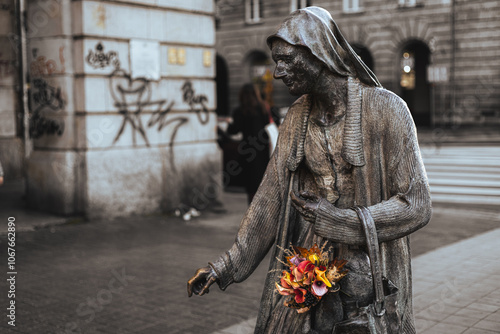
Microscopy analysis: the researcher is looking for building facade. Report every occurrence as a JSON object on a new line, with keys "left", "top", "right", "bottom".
{"left": 0, "top": 0, "right": 220, "bottom": 217}
{"left": 215, "top": 0, "right": 500, "bottom": 128}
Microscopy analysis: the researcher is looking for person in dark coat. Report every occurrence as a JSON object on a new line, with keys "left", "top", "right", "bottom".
{"left": 227, "top": 83, "right": 270, "bottom": 204}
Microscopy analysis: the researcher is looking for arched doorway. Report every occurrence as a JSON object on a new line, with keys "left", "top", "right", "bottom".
{"left": 399, "top": 40, "right": 431, "bottom": 127}
{"left": 351, "top": 44, "right": 375, "bottom": 73}
{"left": 216, "top": 55, "right": 229, "bottom": 116}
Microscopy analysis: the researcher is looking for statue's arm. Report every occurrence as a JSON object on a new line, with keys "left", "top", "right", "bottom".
{"left": 314, "top": 136, "right": 432, "bottom": 245}
{"left": 209, "top": 154, "right": 283, "bottom": 290}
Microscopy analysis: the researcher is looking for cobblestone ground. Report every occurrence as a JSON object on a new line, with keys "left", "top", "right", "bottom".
{"left": 0, "top": 192, "right": 499, "bottom": 334}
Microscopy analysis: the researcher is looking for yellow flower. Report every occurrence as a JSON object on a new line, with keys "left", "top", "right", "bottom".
{"left": 314, "top": 267, "right": 331, "bottom": 287}
{"left": 308, "top": 253, "right": 319, "bottom": 264}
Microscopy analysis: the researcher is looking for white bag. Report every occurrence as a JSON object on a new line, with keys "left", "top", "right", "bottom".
{"left": 265, "top": 121, "right": 279, "bottom": 157}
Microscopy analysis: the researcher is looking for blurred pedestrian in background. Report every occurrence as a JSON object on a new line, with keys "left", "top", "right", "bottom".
{"left": 226, "top": 83, "right": 271, "bottom": 204}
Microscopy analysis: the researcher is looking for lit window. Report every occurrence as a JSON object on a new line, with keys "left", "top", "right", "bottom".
{"left": 343, "top": 0, "right": 362, "bottom": 13}
{"left": 399, "top": 0, "right": 417, "bottom": 7}
{"left": 246, "top": 0, "right": 262, "bottom": 24}
{"left": 400, "top": 51, "right": 415, "bottom": 89}
{"left": 290, "top": 0, "right": 311, "bottom": 12}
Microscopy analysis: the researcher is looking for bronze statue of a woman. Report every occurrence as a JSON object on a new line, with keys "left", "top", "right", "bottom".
{"left": 188, "top": 7, "right": 431, "bottom": 334}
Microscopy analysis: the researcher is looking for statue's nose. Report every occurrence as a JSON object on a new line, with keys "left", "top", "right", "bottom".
{"left": 273, "top": 65, "right": 285, "bottom": 79}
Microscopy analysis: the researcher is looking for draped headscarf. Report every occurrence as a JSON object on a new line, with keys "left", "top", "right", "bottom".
{"left": 267, "top": 6, "right": 381, "bottom": 88}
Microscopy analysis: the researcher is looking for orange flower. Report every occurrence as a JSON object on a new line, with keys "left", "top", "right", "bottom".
{"left": 314, "top": 267, "right": 332, "bottom": 288}
{"left": 282, "top": 271, "right": 293, "bottom": 285}
{"left": 302, "top": 271, "right": 315, "bottom": 285}
{"left": 275, "top": 282, "right": 294, "bottom": 296}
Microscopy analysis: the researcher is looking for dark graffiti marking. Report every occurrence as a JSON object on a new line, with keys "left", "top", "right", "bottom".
{"left": 32, "top": 78, "right": 65, "bottom": 112}
{"left": 109, "top": 69, "right": 210, "bottom": 170}
{"left": 86, "top": 42, "right": 121, "bottom": 69}
{"left": 29, "top": 78, "right": 66, "bottom": 139}
{"left": 29, "top": 112, "right": 65, "bottom": 139}
{"left": 182, "top": 81, "right": 209, "bottom": 125}
{"left": 109, "top": 69, "right": 164, "bottom": 146}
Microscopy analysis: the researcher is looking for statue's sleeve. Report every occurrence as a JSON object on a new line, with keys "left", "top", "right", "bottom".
{"left": 209, "top": 152, "right": 283, "bottom": 290}
{"left": 314, "top": 104, "right": 432, "bottom": 245}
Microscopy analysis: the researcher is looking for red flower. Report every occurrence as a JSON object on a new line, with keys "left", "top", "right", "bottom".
{"left": 294, "top": 288, "right": 307, "bottom": 304}
{"left": 297, "top": 260, "right": 315, "bottom": 273}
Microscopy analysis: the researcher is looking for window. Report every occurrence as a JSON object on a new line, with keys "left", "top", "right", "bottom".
{"left": 290, "top": 0, "right": 311, "bottom": 12}
{"left": 343, "top": 0, "right": 362, "bottom": 13}
{"left": 399, "top": 0, "right": 417, "bottom": 7}
{"left": 245, "top": 0, "right": 262, "bottom": 24}
{"left": 400, "top": 51, "right": 415, "bottom": 89}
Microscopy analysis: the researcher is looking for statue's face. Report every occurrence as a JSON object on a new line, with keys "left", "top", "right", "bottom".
{"left": 271, "top": 39, "right": 323, "bottom": 96}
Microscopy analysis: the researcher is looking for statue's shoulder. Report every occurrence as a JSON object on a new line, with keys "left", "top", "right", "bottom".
{"left": 275, "top": 95, "right": 310, "bottom": 160}
{"left": 281, "top": 94, "right": 311, "bottom": 127}
{"left": 362, "top": 85, "right": 411, "bottom": 119}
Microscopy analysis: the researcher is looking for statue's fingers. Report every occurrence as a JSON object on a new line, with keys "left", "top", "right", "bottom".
{"left": 290, "top": 190, "right": 305, "bottom": 206}
{"left": 200, "top": 276, "right": 217, "bottom": 296}
{"left": 300, "top": 190, "right": 320, "bottom": 201}
{"left": 187, "top": 276, "right": 198, "bottom": 297}
{"left": 290, "top": 195, "right": 304, "bottom": 213}
{"left": 299, "top": 190, "right": 311, "bottom": 198}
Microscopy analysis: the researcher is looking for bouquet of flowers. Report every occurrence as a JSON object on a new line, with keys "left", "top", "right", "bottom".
{"left": 275, "top": 243, "right": 348, "bottom": 313}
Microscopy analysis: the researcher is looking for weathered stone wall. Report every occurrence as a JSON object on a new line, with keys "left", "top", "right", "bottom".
{"left": 216, "top": 0, "right": 500, "bottom": 125}
{"left": 25, "top": 0, "right": 220, "bottom": 217}
{"left": 0, "top": 0, "right": 23, "bottom": 180}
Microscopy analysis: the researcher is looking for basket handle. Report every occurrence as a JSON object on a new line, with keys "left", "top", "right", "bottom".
{"left": 352, "top": 206, "right": 386, "bottom": 316}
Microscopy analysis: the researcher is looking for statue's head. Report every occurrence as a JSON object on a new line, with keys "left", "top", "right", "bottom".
{"left": 270, "top": 38, "right": 324, "bottom": 96}
{"left": 267, "top": 6, "right": 381, "bottom": 92}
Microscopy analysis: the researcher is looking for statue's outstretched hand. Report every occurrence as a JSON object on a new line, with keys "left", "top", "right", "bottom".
{"left": 290, "top": 190, "right": 321, "bottom": 223}
{"left": 187, "top": 266, "right": 219, "bottom": 297}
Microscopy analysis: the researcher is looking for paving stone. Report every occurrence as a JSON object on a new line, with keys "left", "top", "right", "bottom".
{"left": 484, "top": 310, "right": 500, "bottom": 323}
{"left": 443, "top": 314, "right": 481, "bottom": 328}
{"left": 474, "top": 319, "right": 500, "bottom": 332}
{"left": 414, "top": 318, "right": 438, "bottom": 332}
{"left": 463, "top": 328, "right": 498, "bottom": 334}
{"left": 422, "top": 322, "right": 468, "bottom": 334}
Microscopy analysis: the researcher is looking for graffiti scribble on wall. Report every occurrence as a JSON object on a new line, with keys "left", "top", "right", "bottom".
{"left": 30, "top": 47, "right": 66, "bottom": 76}
{"left": 32, "top": 78, "right": 66, "bottom": 112}
{"left": 0, "top": 53, "right": 17, "bottom": 78}
{"left": 109, "top": 69, "right": 163, "bottom": 146}
{"left": 86, "top": 42, "right": 121, "bottom": 69}
{"left": 30, "top": 112, "right": 65, "bottom": 139}
{"left": 29, "top": 78, "right": 65, "bottom": 138}
{"left": 109, "top": 69, "right": 210, "bottom": 170}
{"left": 182, "top": 81, "right": 209, "bottom": 125}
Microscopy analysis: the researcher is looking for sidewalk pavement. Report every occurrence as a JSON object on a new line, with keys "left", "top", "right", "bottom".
{"left": 1, "top": 185, "right": 499, "bottom": 333}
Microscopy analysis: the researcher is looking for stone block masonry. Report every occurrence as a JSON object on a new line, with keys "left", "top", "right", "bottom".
{"left": 24, "top": 0, "right": 220, "bottom": 217}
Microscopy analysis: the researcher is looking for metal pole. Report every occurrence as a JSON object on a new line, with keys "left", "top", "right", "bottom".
{"left": 450, "top": 0, "right": 456, "bottom": 123}
{"left": 15, "top": 0, "right": 31, "bottom": 159}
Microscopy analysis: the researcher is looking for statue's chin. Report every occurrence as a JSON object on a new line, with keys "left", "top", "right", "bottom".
{"left": 287, "top": 87, "right": 302, "bottom": 96}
